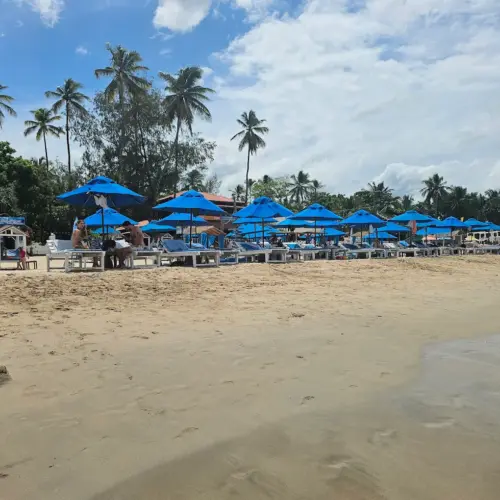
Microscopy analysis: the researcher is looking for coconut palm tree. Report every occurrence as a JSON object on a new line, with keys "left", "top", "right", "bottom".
{"left": 400, "top": 194, "right": 414, "bottom": 211}
{"left": 289, "top": 170, "right": 313, "bottom": 206}
{"left": 45, "top": 79, "right": 89, "bottom": 177}
{"left": 231, "top": 184, "right": 244, "bottom": 212}
{"left": 24, "top": 108, "right": 64, "bottom": 170}
{"left": 446, "top": 186, "right": 468, "bottom": 217}
{"left": 95, "top": 44, "right": 150, "bottom": 105}
{"left": 0, "top": 84, "right": 16, "bottom": 129}
{"left": 231, "top": 110, "right": 269, "bottom": 204}
{"left": 159, "top": 66, "right": 214, "bottom": 197}
{"left": 183, "top": 168, "right": 205, "bottom": 191}
{"left": 421, "top": 174, "right": 450, "bottom": 216}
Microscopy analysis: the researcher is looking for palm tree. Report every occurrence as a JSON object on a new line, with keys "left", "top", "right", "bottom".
{"left": 421, "top": 174, "right": 450, "bottom": 216}
{"left": 289, "top": 170, "right": 312, "bottom": 205}
{"left": 24, "top": 108, "right": 64, "bottom": 169}
{"left": 0, "top": 84, "right": 16, "bottom": 129}
{"left": 95, "top": 44, "right": 150, "bottom": 105}
{"left": 401, "top": 194, "right": 414, "bottom": 211}
{"left": 159, "top": 66, "right": 214, "bottom": 197}
{"left": 45, "top": 78, "right": 89, "bottom": 177}
{"left": 183, "top": 168, "right": 205, "bottom": 191}
{"left": 231, "top": 110, "right": 269, "bottom": 204}
{"left": 446, "top": 186, "right": 468, "bottom": 217}
{"left": 231, "top": 184, "right": 244, "bottom": 212}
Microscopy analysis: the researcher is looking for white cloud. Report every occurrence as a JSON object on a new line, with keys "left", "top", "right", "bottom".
{"left": 153, "top": 0, "right": 276, "bottom": 31}
{"left": 75, "top": 45, "right": 89, "bottom": 56}
{"left": 154, "top": 0, "right": 212, "bottom": 32}
{"left": 159, "top": 47, "right": 172, "bottom": 56}
{"left": 19, "top": 0, "right": 65, "bottom": 26}
{"left": 199, "top": 0, "right": 500, "bottom": 195}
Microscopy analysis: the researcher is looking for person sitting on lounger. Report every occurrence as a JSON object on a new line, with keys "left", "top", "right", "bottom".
{"left": 123, "top": 221, "right": 144, "bottom": 248}
{"left": 72, "top": 219, "right": 89, "bottom": 249}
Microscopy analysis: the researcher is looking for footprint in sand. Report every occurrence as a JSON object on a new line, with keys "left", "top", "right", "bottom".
{"left": 369, "top": 429, "right": 397, "bottom": 446}
{"left": 423, "top": 418, "right": 455, "bottom": 429}
{"left": 174, "top": 426, "right": 199, "bottom": 439}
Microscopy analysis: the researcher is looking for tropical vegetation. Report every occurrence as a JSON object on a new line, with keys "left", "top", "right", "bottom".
{"left": 0, "top": 44, "right": 498, "bottom": 243}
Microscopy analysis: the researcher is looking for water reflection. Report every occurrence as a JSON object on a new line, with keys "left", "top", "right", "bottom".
{"left": 93, "top": 336, "right": 500, "bottom": 500}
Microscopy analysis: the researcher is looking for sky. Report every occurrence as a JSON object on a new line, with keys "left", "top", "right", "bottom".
{"left": 1, "top": 0, "right": 500, "bottom": 197}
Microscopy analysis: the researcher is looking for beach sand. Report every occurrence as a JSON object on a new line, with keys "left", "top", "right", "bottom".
{"left": 1, "top": 256, "right": 500, "bottom": 499}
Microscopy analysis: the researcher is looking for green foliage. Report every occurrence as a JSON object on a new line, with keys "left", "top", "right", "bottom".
{"left": 231, "top": 110, "right": 269, "bottom": 204}
{"left": 0, "top": 84, "right": 17, "bottom": 128}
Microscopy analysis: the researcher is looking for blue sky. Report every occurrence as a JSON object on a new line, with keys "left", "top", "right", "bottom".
{"left": 2, "top": 0, "right": 500, "bottom": 196}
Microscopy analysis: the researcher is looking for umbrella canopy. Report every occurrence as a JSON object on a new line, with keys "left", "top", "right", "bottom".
{"left": 318, "top": 220, "right": 343, "bottom": 227}
{"left": 153, "top": 190, "right": 225, "bottom": 216}
{"left": 289, "top": 203, "right": 341, "bottom": 221}
{"left": 84, "top": 208, "right": 136, "bottom": 228}
{"left": 464, "top": 218, "right": 489, "bottom": 227}
{"left": 434, "top": 216, "right": 468, "bottom": 229}
{"left": 363, "top": 231, "right": 396, "bottom": 240}
{"left": 233, "top": 197, "right": 293, "bottom": 219}
{"left": 341, "top": 210, "right": 385, "bottom": 227}
{"left": 141, "top": 221, "right": 176, "bottom": 233}
{"left": 156, "top": 213, "right": 210, "bottom": 227}
{"left": 275, "top": 218, "right": 314, "bottom": 228}
{"left": 470, "top": 222, "right": 500, "bottom": 232}
{"left": 233, "top": 216, "right": 277, "bottom": 224}
{"left": 390, "top": 210, "right": 432, "bottom": 223}
{"left": 377, "top": 222, "right": 411, "bottom": 233}
{"left": 238, "top": 224, "right": 281, "bottom": 235}
{"left": 416, "top": 227, "right": 452, "bottom": 236}
{"left": 57, "top": 176, "right": 146, "bottom": 208}
{"left": 324, "top": 228, "right": 345, "bottom": 237}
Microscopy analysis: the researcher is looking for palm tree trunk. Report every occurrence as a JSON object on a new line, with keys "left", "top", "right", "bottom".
{"left": 43, "top": 132, "right": 49, "bottom": 170}
{"left": 173, "top": 115, "right": 181, "bottom": 198}
{"left": 245, "top": 145, "right": 251, "bottom": 204}
{"left": 66, "top": 102, "right": 71, "bottom": 179}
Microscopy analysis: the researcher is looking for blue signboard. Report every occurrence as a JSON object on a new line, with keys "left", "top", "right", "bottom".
{"left": 0, "top": 216, "right": 25, "bottom": 226}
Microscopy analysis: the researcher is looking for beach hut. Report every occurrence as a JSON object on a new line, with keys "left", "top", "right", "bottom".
{"left": 0, "top": 225, "right": 28, "bottom": 265}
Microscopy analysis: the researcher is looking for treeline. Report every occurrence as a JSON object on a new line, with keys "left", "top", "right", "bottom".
{"left": 239, "top": 172, "right": 500, "bottom": 223}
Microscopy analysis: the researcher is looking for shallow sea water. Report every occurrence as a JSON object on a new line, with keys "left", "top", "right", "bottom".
{"left": 93, "top": 335, "right": 500, "bottom": 500}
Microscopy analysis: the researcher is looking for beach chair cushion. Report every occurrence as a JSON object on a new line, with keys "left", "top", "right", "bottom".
{"left": 163, "top": 240, "right": 195, "bottom": 253}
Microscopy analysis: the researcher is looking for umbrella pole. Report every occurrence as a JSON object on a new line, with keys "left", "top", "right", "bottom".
{"left": 101, "top": 209, "right": 105, "bottom": 243}
{"left": 262, "top": 218, "right": 265, "bottom": 247}
{"left": 189, "top": 209, "right": 193, "bottom": 248}
{"left": 314, "top": 220, "right": 317, "bottom": 246}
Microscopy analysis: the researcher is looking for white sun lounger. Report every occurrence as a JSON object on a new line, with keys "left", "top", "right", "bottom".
{"left": 46, "top": 239, "right": 105, "bottom": 272}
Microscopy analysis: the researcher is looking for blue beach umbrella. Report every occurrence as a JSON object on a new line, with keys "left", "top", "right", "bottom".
{"left": 275, "top": 218, "right": 314, "bottom": 229}
{"left": 341, "top": 209, "right": 385, "bottom": 243}
{"left": 84, "top": 208, "right": 137, "bottom": 228}
{"left": 233, "top": 197, "right": 293, "bottom": 244}
{"left": 234, "top": 217, "right": 277, "bottom": 224}
{"left": 390, "top": 210, "right": 432, "bottom": 223}
{"left": 434, "top": 216, "right": 468, "bottom": 229}
{"left": 324, "top": 228, "right": 345, "bottom": 237}
{"left": 363, "top": 231, "right": 396, "bottom": 240}
{"left": 141, "top": 221, "right": 176, "bottom": 233}
{"left": 57, "top": 176, "right": 145, "bottom": 239}
{"left": 464, "top": 218, "right": 489, "bottom": 228}
{"left": 156, "top": 213, "right": 210, "bottom": 227}
{"left": 416, "top": 227, "right": 451, "bottom": 236}
{"left": 377, "top": 222, "right": 411, "bottom": 233}
{"left": 290, "top": 203, "right": 342, "bottom": 239}
{"left": 153, "top": 190, "right": 225, "bottom": 247}
{"left": 342, "top": 209, "right": 385, "bottom": 227}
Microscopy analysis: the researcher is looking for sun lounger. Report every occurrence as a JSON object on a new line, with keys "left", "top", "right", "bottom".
{"left": 46, "top": 239, "right": 105, "bottom": 272}
{"left": 129, "top": 249, "right": 162, "bottom": 269}
{"left": 340, "top": 243, "right": 376, "bottom": 259}
{"left": 284, "top": 243, "right": 319, "bottom": 262}
{"left": 235, "top": 242, "right": 272, "bottom": 263}
{"left": 161, "top": 240, "right": 220, "bottom": 267}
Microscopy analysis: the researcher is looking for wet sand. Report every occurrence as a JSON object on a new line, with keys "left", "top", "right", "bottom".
{"left": 1, "top": 257, "right": 500, "bottom": 499}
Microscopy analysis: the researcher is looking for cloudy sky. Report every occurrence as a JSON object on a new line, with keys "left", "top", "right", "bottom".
{"left": 1, "top": 0, "right": 500, "bottom": 196}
